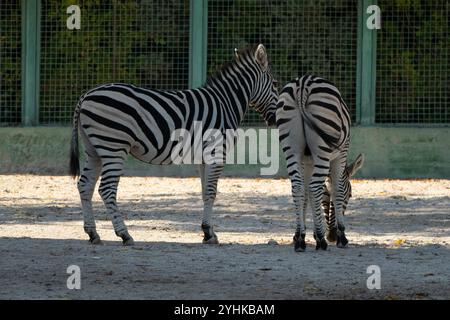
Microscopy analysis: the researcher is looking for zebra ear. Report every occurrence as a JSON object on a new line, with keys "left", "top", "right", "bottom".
{"left": 347, "top": 153, "right": 365, "bottom": 177}
{"left": 234, "top": 48, "right": 239, "bottom": 58}
{"left": 255, "top": 44, "right": 269, "bottom": 71}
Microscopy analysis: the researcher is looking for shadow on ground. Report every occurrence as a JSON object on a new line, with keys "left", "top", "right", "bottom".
{"left": 0, "top": 237, "right": 449, "bottom": 300}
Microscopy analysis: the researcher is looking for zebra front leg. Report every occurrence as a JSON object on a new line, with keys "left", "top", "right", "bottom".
{"left": 323, "top": 177, "right": 337, "bottom": 242}
{"left": 78, "top": 152, "right": 102, "bottom": 244}
{"left": 200, "top": 163, "right": 224, "bottom": 244}
{"left": 98, "top": 158, "right": 134, "bottom": 246}
{"left": 324, "top": 201, "right": 337, "bottom": 242}
{"left": 333, "top": 198, "right": 348, "bottom": 248}
{"left": 330, "top": 159, "right": 348, "bottom": 248}
{"left": 334, "top": 203, "right": 348, "bottom": 248}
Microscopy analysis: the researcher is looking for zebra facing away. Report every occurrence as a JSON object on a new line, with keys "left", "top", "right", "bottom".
{"left": 276, "top": 75, "right": 364, "bottom": 251}
{"left": 69, "top": 44, "right": 278, "bottom": 246}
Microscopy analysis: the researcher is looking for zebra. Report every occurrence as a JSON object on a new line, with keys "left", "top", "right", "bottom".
{"left": 321, "top": 157, "right": 363, "bottom": 243}
{"left": 69, "top": 44, "right": 278, "bottom": 246}
{"left": 276, "top": 74, "right": 364, "bottom": 251}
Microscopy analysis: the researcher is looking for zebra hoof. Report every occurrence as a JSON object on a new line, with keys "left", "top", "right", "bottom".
{"left": 85, "top": 229, "right": 102, "bottom": 245}
{"left": 201, "top": 224, "right": 219, "bottom": 244}
{"left": 122, "top": 237, "right": 135, "bottom": 246}
{"left": 326, "top": 228, "right": 338, "bottom": 242}
{"left": 315, "top": 238, "right": 328, "bottom": 251}
{"left": 119, "top": 233, "right": 135, "bottom": 246}
{"left": 294, "top": 239, "right": 306, "bottom": 252}
{"left": 293, "top": 232, "right": 306, "bottom": 252}
{"left": 89, "top": 236, "right": 103, "bottom": 245}
{"left": 336, "top": 234, "right": 349, "bottom": 248}
{"left": 202, "top": 234, "right": 219, "bottom": 245}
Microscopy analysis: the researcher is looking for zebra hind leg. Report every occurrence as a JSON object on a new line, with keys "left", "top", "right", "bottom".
{"left": 292, "top": 160, "right": 308, "bottom": 252}
{"left": 98, "top": 155, "right": 134, "bottom": 246}
{"left": 293, "top": 192, "right": 308, "bottom": 252}
{"left": 292, "top": 186, "right": 307, "bottom": 252}
{"left": 78, "top": 151, "right": 102, "bottom": 244}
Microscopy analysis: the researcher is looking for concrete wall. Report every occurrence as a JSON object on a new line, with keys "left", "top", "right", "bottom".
{"left": 0, "top": 127, "right": 449, "bottom": 178}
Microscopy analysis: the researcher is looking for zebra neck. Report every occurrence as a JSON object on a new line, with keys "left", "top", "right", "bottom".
{"left": 205, "top": 71, "right": 254, "bottom": 128}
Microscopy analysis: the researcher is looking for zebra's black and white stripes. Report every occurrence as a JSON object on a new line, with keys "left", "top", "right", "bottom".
{"left": 69, "top": 44, "right": 278, "bottom": 245}
{"left": 322, "top": 157, "right": 364, "bottom": 242}
{"left": 276, "top": 75, "right": 363, "bottom": 251}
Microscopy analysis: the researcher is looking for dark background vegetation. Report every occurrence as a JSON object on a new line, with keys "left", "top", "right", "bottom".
{"left": 0, "top": 0, "right": 448, "bottom": 125}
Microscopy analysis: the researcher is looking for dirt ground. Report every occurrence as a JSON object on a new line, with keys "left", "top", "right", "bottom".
{"left": 0, "top": 175, "right": 449, "bottom": 300}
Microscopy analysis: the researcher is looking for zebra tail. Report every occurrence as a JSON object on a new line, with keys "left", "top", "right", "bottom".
{"left": 298, "top": 98, "right": 341, "bottom": 150}
{"left": 69, "top": 98, "right": 82, "bottom": 178}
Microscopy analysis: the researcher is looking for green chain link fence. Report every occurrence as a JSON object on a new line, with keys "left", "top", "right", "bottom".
{"left": 376, "top": 0, "right": 450, "bottom": 124}
{"left": 208, "top": 0, "right": 358, "bottom": 126}
{"left": 0, "top": 0, "right": 449, "bottom": 126}
{"left": 40, "top": 0, "right": 190, "bottom": 124}
{"left": 0, "top": 1, "right": 22, "bottom": 126}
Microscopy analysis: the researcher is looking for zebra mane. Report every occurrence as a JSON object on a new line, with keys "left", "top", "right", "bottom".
{"left": 205, "top": 44, "right": 260, "bottom": 87}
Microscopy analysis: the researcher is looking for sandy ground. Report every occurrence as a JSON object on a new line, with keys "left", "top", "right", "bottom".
{"left": 0, "top": 175, "right": 449, "bottom": 300}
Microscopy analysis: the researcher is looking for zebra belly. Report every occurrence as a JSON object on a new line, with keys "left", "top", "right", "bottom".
{"left": 130, "top": 145, "right": 174, "bottom": 165}
{"left": 79, "top": 97, "right": 183, "bottom": 165}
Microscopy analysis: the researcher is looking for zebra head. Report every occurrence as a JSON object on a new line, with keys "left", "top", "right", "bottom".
{"left": 238, "top": 44, "right": 278, "bottom": 126}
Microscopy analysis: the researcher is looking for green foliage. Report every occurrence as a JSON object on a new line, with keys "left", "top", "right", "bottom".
{"left": 39, "top": 0, "right": 190, "bottom": 123}
{"left": 376, "top": 0, "right": 450, "bottom": 123}
{"left": 207, "top": 0, "right": 358, "bottom": 125}
{"left": 0, "top": 0, "right": 22, "bottom": 125}
{"left": 0, "top": 0, "right": 448, "bottom": 125}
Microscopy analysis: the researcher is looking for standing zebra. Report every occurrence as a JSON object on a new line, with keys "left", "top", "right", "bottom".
{"left": 69, "top": 44, "right": 278, "bottom": 246}
{"left": 276, "top": 75, "right": 364, "bottom": 251}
